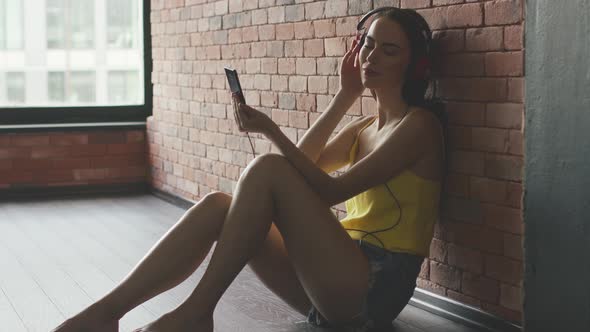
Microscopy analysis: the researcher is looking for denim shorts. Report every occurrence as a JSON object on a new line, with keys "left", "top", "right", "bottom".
{"left": 306, "top": 240, "right": 424, "bottom": 331}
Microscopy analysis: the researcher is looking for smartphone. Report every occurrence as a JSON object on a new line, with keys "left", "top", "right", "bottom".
{"left": 224, "top": 67, "right": 245, "bottom": 104}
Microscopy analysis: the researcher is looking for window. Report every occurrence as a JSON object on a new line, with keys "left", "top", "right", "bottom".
{"left": 0, "top": 0, "right": 150, "bottom": 126}
{"left": 109, "top": 71, "right": 139, "bottom": 104}
{"left": 0, "top": 0, "right": 24, "bottom": 49}
{"left": 5, "top": 72, "right": 25, "bottom": 104}
{"left": 49, "top": 71, "right": 96, "bottom": 104}
{"left": 107, "top": 0, "right": 138, "bottom": 48}
{"left": 47, "top": 0, "right": 94, "bottom": 49}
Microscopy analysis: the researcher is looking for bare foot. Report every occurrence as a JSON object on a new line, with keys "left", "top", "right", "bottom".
{"left": 50, "top": 304, "right": 119, "bottom": 332}
{"left": 132, "top": 311, "right": 213, "bottom": 332}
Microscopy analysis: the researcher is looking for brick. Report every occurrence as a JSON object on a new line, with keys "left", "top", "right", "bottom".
{"left": 258, "top": 25, "right": 275, "bottom": 40}
{"left": 304, "top": 39, "right": 324, "bottom": 57}
{"left": 485, "top": 254, "right": 523, "bottom": 286}
{"left": 416, "top": 278, "right": 447, "bottom": 296}
{"left": 507, "top": 130, "right": 522, "bottom": 156}
{"left": 444, "top": 222, "right": 504, "bottom": 254}
{"left": 450, "top": 150, "right": 485, "bottom": 176}
{"left": 485, "top": 154, "right": 523, "bottom": 181}
{"left": 296, "top": 93, "right": 317, "bottom": 112}
{"left": 444, "top": 196, "right": 483, "bottom": 224}
{"left": 448, "top": 244, "right": 484, "bottom": 274}
{"left": 278, "top": 58, "right": 296, "bottom": 74}
{"left": 335, "top": 17, "right": 357, "bottom": 36}
{"left": 308, "top": 76, "right": 328, "bottom": 93}
{"left": 429, "top": 238, "right": 448, "bottom": 263}
{"left": 289, "top": 76, "right": 307, "bottom": 92}
{"left": 305, "top": 1, "right": 325, "bottom": 21}
{"left": 446, "top": 102, "right": 485, "bottom": 126}
{"left": 470, "top": 176, "right": 507, "bottom": 205}
{"left": 432, "top": 29, "right": 465, "bottom": 53}
{"left": 485, "top": 0, "right": 522, "bottom": 25}
{"left": 504, "top": 25, "right": 523, "bottom": 50}
{"left": 276, "top": 23, "right": 295, "bottom": 40}
{"left": 402, "top": 0, "right": 430, "bottom": 9}
{"left": 506, "top": 182, "right": 523, "bottom": 209}
{"left": 419, "top": 259, "right": 430, "bottom": 279}
{"left": 430, "top": 261, "right": 461, "bottom": 291}
{"left": 268, "top": 6, "right": 285, "bottom": 24}
{"left": 296, "top": 58, "right": 316, "bottom": 75}
{"left": 348, "top": 0, "right": 371, "bottom": 15}
{"left": 418, "top": 3, "right": 483, "bottom": 29}
{"left": 325, "top": 0, "right": 348, "bottom": 18}
{"left": 267, "top": 41, "right": 284, "bottom": 57}
{"left": 289, "top": 111, "right": 309, "bottom": 129}
{"left": 485, "top": 51, "right": 523, "bottom": 77}
{"left": 471, "top": 127, "right": 509, "bottom": 153}
{"left": 446, "top": 290, "right": 481, "bottom": 308}
{"left": 313, "top": 19, "right": 336, "bottom": 38}
{"left": 439, "top": 53, "right": 485, "bottom": 77}
{"left": 466, "top": 27, "right": 503, "bottom": 51}
{"left": 437, "top": 78, "right": 507, "bottom": 102}
{"left": 261, "top": 58, "right": 278, "bottom": 74}
{"left": 88, "top": 132, "right": 126, "bottom": 144}
{"left": 317, "top": 57, "right": 338, "bottom": 75}
{"left": 107, "top": 143, "right": 145, "bottom": 155}
{"left": 324, "top": 37, "right": 347, "bottom": 56}
{"left": 271, "top": 75, "right": 288, "bottom": 91}
{"left": 503, "top": 233, "right": 523, "bottom": 261}
{"left": 462, "top": 272, "right": 499, "bottom": 303}
{"left": 11, "top": 135, "right": 50, "bottom": 146}
{"left": 285, "top": 40, "right": 303, "bottom": 57}
{"left": 260, "top": 92, "right": 278, "bottom": 107}
{"left": 285, "top": 4, "right": 305, "bottom": 22}
{"left": 507, "top": 77, "right": 524, "bottom": 102}
{"left": 278, "top": 93, "right": 296, "bottom": 110}
{"left": 294, "top": 21, "right": 314, "bottom": 39}
{"left": 482, "top": 203, "right": 523, "bottom": 235}
{"left": 486, "top": 103, "right": 523, "bottom": 129}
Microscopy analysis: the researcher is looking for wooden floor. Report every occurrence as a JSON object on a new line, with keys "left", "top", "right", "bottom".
{"left": 0, "top": 193, "right": 487, "bottom": 332}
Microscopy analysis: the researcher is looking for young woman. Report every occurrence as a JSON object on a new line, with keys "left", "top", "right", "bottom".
{"left": 52, "top": 7, "right": 446, "bottom": 332}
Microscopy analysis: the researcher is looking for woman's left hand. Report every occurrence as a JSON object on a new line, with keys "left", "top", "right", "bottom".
{"left": 231, "top": 92, "right": 275, "bottom": 136}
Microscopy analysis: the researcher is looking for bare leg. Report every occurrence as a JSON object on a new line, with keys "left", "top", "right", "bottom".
{"left": 50, "top": 193, "right": 228, "bottom": 332}
{"left": 133, "top": 157, "right": 281, "bottom": 331}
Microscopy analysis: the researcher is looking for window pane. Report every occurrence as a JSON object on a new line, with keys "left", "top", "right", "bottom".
{"left": 47, "top": 0, "right": 93, "bottom": 49}
{"left": 71, "top": 0, "right": 94, "bottom": 48}
{"left": 0, "top": 0, "right": 24, "bottom": 49}
{"left": 6, "top": 72, "right": 25, "bottom": 103}
{"left": 47, "top": 0, "right": 65, "bottom": 48}
{"left": 48, "top": 72, "right": 65, "bottom": 102}
{"left": 69, "top": 71, "right": 95, "bottom": 103}
{"left": 108, "top": 70, "right": 138, "bottom": 104}
{"left": 107, "top": 0, "right": 137, "bottom": 48}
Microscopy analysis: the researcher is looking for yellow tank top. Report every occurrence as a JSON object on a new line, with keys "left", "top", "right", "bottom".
{"left": 340, "top": 116, "right": 442, "bottom": 257}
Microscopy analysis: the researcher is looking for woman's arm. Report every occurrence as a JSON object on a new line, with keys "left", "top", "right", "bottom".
{"left": 296, "top": 89, "right": 357, "bottom": 163}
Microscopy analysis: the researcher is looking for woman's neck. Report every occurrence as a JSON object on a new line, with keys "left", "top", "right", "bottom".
{"left": 372, "top": 88, "right": 409, "bottom": 131}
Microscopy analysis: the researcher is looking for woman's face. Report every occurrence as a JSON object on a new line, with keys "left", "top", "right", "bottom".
{"left": 358, "top": 17, "right": 412, "bottom": 92}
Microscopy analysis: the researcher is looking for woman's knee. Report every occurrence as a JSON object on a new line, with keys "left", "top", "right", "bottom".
{"left": 200, "top": 191, "right": 232, "bottom": 211}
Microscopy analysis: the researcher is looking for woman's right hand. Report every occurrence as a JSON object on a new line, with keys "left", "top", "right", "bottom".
{"left": 339, "top": 37, "right": 364, "bottom": 99}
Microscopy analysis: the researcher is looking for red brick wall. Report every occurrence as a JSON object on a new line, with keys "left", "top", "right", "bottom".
{"left": 147, "top": 0, "right": 524, "bottom": 324}
{"left": 0, "top": 130, "right": 148, "bottom": 189}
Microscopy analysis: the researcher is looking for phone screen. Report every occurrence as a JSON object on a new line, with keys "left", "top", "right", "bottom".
{"left": 224, "top": 67, "right": 245, "bottom": 104}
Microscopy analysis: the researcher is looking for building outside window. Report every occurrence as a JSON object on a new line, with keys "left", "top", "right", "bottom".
{"left": 0, "top": 0, "right": 24, "bottom": 50}
{"left": 5, "top": 72, "right": 25, "bottom": 104}
{"left": 0, "top": 0, "right": 144, "bottom": 108}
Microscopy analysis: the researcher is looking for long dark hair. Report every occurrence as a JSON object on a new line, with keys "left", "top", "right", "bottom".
{"left": 369, "top": 8, "right": 449, "bottom": 210}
